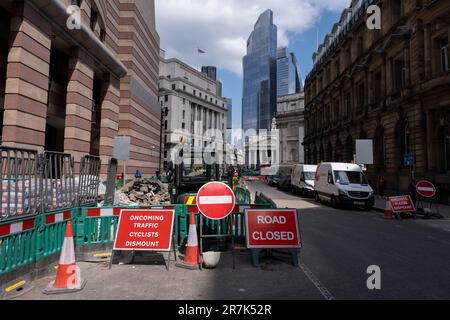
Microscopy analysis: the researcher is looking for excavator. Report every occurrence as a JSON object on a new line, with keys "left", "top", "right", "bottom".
{"left": 166, "top": 147, "right": 224, "bottom": 204}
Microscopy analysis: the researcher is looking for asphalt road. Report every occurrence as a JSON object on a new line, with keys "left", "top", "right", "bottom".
{"left": 247, "top": 181, "right": 450, "bottom": 300}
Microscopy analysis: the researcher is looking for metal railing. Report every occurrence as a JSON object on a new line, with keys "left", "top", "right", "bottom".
{"left": 78, "top": 156, "right": 101, "bottom": 206}
{"left": 0, "top": 147, "right": 40, "bottom": 221}
{"left": 41, "top": 152, "right": 76, "bottom": 213}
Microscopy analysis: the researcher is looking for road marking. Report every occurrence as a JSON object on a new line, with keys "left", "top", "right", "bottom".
{"left": 300, "top": 262, "right": 336, "bottom": 300}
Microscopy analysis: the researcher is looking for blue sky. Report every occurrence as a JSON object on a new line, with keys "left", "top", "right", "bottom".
{"left": 156, "top": 0, "right": 349, "bottom": 131}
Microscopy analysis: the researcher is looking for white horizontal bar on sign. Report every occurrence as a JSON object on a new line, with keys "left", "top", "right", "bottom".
{"left": 199, "top": 196, "right": 233, "bottom": 205}
{"left": 418, "top": 187, "right": 434, "bottom": 192}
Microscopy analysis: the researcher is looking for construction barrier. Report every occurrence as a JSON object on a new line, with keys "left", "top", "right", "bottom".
{"left": 0, "top": 146, "right": 277, "bottom": 288}
{"left": 0, "top": 207, "right": 78, "bottom": 278}
{"left": 0, "top": 147, "right": 40, "bottom": 221}
{"left": 77, "top": 156, "right": 101, "bottom": 207}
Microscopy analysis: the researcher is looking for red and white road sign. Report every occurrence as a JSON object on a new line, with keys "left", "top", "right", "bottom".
{"left": 113, "top": 209, "right": 175, "bottom": 251}
{"left": 416, "top": 180, "right": 436, "bottom": 198}
{"left": 197, "top": 182, "right": 236, "bottom": 220}
{"left": 388, "top": 196, "right": 416, "bottom": 213}
{"left": 245, "top": 209, "right": 301, "bottom": 249}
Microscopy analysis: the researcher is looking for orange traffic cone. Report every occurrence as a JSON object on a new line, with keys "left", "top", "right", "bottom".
{"left": 176, "top": 213, "right": 200, "bottom": 270}
{"left": 43, "top": 222, "right": 86, "bottom": 294}
{"left": 384, "top": 199, "right": 394, "bottom": 220}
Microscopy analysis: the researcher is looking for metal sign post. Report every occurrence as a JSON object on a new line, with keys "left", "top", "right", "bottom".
{"left": 114, "top": 136, "right": 131, "bottom": 188}
{"left": 196, "top": 182, "right": 237, "bottom": 269}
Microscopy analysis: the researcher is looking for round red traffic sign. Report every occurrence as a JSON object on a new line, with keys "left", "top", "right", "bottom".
{"left": 416, "top": 180, "right": 436, "bottom": 198}
{"left": 197, "top": 182, "right": 236, "bottom": 220}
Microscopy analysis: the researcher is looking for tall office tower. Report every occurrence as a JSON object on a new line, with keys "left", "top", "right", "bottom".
{"left": 242, "top": 9, "right": 278, "bottom": 133}
{"left": 277, "top": 47, "right": 302, "bottom": 96}
{"left": 201, "top": 66, "right": 217, "bottom": 81}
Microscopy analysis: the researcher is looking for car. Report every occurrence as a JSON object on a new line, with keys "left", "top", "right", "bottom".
{"left": 291, "top": 164, "right": 318, "bottom": 197}
{"left": 314, "top": 162, "right": 375, "bottom": 210}
{"left": 267, "top": 174, "right": 280, "bottom": 187}
{"left": 277, "top": 174, "right": 292, "bottom": 192}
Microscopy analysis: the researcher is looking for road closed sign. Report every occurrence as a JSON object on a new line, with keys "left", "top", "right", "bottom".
{"left": 113, "top": 209, "right": 175, "bottom": 251}
{"left": 245, "top": 209, "right": 301, "bottom": 249}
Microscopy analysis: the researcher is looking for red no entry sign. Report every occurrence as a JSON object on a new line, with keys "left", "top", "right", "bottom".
{"left": 416, "top": 180, "right": 436, "bottom": 198}
{"left": 245, "top": 209, "right": 301, "bottom": 249}
{"left": 113, "top": 209, "right": 175, "bottom": 251}
{"left": 197, "top": 182, "right": 236, "bottom": 220}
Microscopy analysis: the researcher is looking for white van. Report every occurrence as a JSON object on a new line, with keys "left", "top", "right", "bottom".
{"left": 314, "top": 163, "right": 375, "bottom": 210}
{"left": 292, "top": 165, "right": 318, "bottom": 197}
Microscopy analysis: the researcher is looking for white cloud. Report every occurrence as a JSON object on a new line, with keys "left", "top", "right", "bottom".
{"left": 155, "top": 0, "right": 349, "bottom": 76}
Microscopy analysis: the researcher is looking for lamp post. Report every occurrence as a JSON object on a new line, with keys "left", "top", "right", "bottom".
{"left": 159, "top": 107, "right": 168, "bottom": 178}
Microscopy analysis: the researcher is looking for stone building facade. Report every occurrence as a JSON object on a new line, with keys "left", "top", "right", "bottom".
{"left": 275, "top": 93, "right": 305, "bottom": 165}
{"left": 159, "top": 57, "right": 228, "bottom": 169}
{"left": 0, "top": 0, "right": 161, "bottom": 177}
{"left": 304, "top": 0, "right": 450, "bottom": 203}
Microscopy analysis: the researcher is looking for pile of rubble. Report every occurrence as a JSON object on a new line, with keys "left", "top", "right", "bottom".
{"left": 116, "top": 179, "right": 171, "bottom": 206}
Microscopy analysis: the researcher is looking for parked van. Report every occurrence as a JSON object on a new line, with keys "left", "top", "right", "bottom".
{"left": 291, "top": 165, "right": 318, "bottom": 197}
{"left": 314, "top": 163, "right": 375, "bottom": 210}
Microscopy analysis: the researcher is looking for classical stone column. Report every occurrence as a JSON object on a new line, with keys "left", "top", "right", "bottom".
{"left": 64, "top": 49, "right": 94, "bottom": 167}
{"left": 2, "top": 1, "right": 51, "bottom": 151}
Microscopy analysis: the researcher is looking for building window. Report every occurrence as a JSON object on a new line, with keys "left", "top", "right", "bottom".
{"left": 344, "top": 92, "right": 352, "bottom": 118}
{"left": 440, "top": 37, "right": 449, "bottom": 72}
{"left": 392, "top": 0, "right": 404, "bottom": 21}
{"left": 335, "top": 60, "right": 340, "bottom": 77}
{"left": 357, "top": 37, "right": 364, "bottom": 57}
{"left": 182, "top": 123, "right": 186, "bottom": 130}
{"left": 172, "top": 84, "right": 176, "bottom": 90}
{"left": 392, "top": 57, "right": 406, "bottom": 90}
{"left": 445, "top": 132, "right": 450, "bottom": 172}
{"left": 372, "top": 71, "right": 382, "bottom": 102}
{"left": 183, "top": 98, "right": 186, "bottom": 105}
{"left": 164, "top": 120, "right": 167, "bottom": 130}
{"left": 90, "top": 10, "right": 98, "bottom": 32}
{"left": 334, "top": 99, "right": 340, "bottom": 122}
{"left": 182, "top": 110, "right": 186, "bottom": 119}
{"left": 165, "top": 95, "right": 168, "bottom": 102}
{"left": 356, "top": 82, "right": 365, "bottom": 112}
{"left": 374, "top": 126, "right": 386, "bottom": 166}
{"left": 193, "top": 90, "right": 196, "bottom": 95}
{"left": 100, "top": 29, "right": 106, "bottom": 42}
{"left": 183, "top": 85, "right": 186, "bottom": 91}
{"left": 200, "top": 93, "right": 202, "bottom": 98}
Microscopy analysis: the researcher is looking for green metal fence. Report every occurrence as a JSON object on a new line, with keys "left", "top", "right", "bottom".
{"left": 1, "top": 202, "right": 275, "bottom": 278}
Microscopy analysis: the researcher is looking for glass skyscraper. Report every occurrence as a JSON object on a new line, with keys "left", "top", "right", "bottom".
{"left": 277, "top": 47, "right": 302, "bottom": 96}
{"left": 242, "top": 9, "right": 277, "bottom": 133}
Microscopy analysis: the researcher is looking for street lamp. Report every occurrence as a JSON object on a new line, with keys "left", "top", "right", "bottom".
{"left": 159, "top": 106, "right": 168, "bottom": 178}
